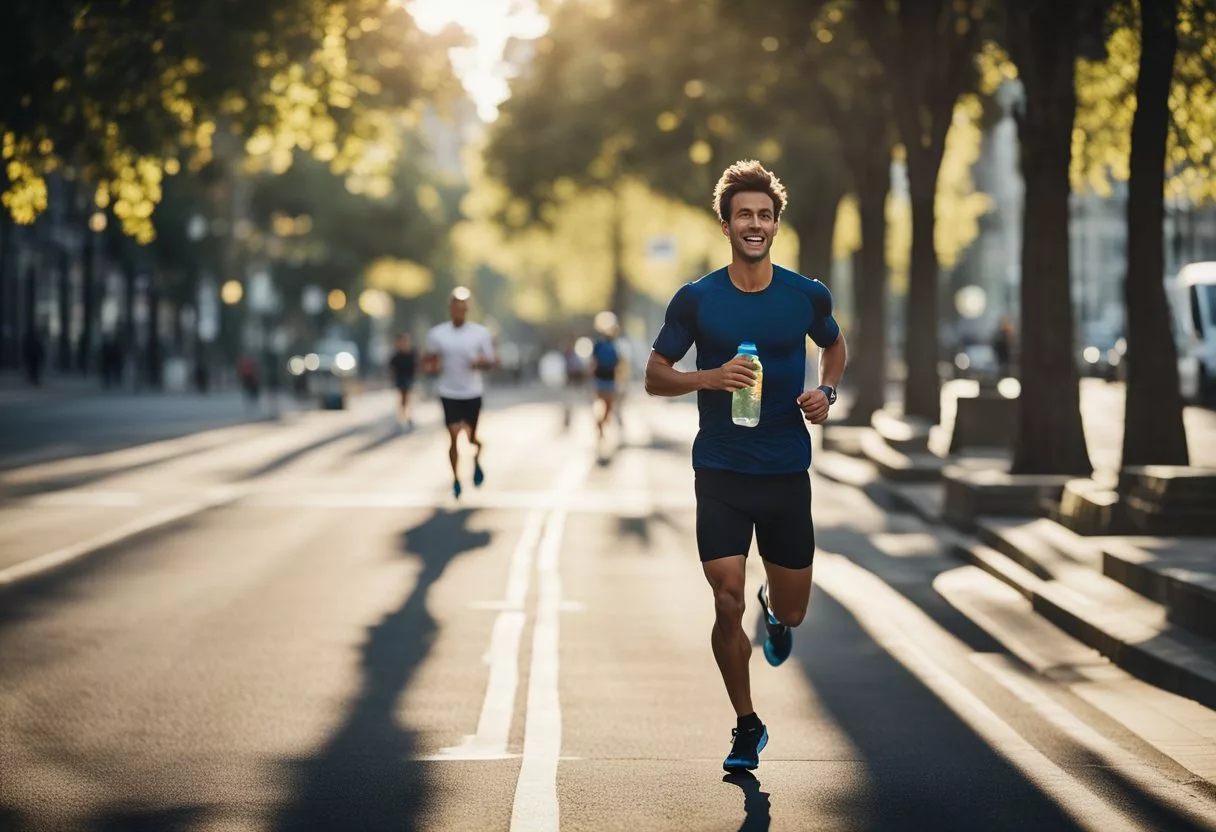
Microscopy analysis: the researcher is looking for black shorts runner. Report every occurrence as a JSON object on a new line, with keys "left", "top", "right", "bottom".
{"left": 694, "top": 468, "right": 815, "bottom": 569}
{"left": 441, "top": 396, "right": 482, "bottom": 430}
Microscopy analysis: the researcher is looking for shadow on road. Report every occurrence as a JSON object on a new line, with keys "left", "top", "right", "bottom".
{"left": 616, "top": 510, "right": 679, "bottom": 550}
{"left": 85, "top": 805, "right": 209, "bottom": 831}
{"left": 241, "top": 421, "right": 375, "bottom": 480}
{"left": 723, "top": 771, "right": 771, "bottom": 831}
{"left": 270, "top": 507, "right": 491, "bottom": 832}
{"left": 791, "top": 583, "right": 1213, "bottom": 831}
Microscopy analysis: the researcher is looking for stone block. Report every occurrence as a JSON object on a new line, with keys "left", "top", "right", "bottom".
{"left": 948, "top": 392, "right": 1018, "bottom": 454}
{"left": 871, "top": 407, "right": 934, "bottom": 454}
{"left": 942, "top": 468, "right": 1071, "bottom": 531}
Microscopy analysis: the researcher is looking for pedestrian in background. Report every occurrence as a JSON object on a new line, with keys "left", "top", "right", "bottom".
{"left": 389, "top": 333, "right": 418, "bottom": 429}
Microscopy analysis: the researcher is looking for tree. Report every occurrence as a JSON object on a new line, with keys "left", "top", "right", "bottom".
{"left": 1002, "top": 1, "right": 1109, "bottom": 476}
{"left": 487, "top": 0, "right": 852, "bottom": 320}
{"left": 852, "top": 0, "right": 987, "bottom": 423}
{"left": 0, "top": 0, "right": 460, "bottom": 241}
{"left": 1122, "top": 0, "right": 1190, "bottom": 467}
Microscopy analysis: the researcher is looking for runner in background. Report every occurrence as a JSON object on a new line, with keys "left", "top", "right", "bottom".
{"left": 590, "top": 311, "right": 622, "bottom": 443}
{"left": 388, "top": 333, "right": 417, "bottom": 429}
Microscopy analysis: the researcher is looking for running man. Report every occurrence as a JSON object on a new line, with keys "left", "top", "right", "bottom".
{"left": 590, "top": 311, "right": 622, "bottom": 441}
{"left": 388, "top": 333, "right": 417, "bottom": 428}
{"left": 643, "top": 160, "right": 848, "bottom": 772}
{"left": 422, "top": 287, "right": 498, "bottom": 499}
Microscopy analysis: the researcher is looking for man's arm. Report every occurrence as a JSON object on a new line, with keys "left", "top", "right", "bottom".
{"left": 471, "top": 331, "right": 499, "bottom": 370}
{"left": 644, "top": 351, "right": 756, "bottom": 397}
{"left": 796, "top": 332, "right": 849, "bottom": 424}
{"left": 818, "top": 331, "right": 848, "bottom": 390}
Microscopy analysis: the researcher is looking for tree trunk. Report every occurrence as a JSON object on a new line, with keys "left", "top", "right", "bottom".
{"left": 902, "top": 154, "right": 943, "bottom": 422}
{"left": 1008, "top": 4, "right": 1093, "bottom": 476}
{"left": 847, "top": 142, "right": 893, "bottom": 426}
{"left": 57, "top": 249, "right": 72, "bottom": 372}
{"left": 788, "top": 185, "right": 843, "bottom": 288}
{"left": 78, "top": 229, "right": 97, "bottom": 374}
{"left": 1122, "top": 0, "right": 1188, "bottom": 467}
{"left": 147, "top": 286, "right": 162, "bottom": 389}
{"left": 0, "top": 215, "right": 12, "bottom": 369}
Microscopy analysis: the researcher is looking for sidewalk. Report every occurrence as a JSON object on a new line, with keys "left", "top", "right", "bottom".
{"left": 817, "top": 378, "right": 1216, "bottom": 711}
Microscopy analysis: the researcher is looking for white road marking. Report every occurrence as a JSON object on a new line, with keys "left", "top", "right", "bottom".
{"left": 510, "top": 508, "right": 567, "bottom": 832}
{"left": 243, "top": 490, "right": 695, "bottom": 512}
{"left": 24, "top": 491, "right": 146, "bottom": 508}
{"left": 427, "top": 458, "right": 590, "bottom": 766}
{"left": 971, "top": 653, "right": 1216, "bottom": 824}
{"left": 0, "top": 487, "right": 244, "bottom": 587}
{"left": 428, "top": 509, "right": 547, "bottom": 761}
{"left": 816, "top": 552, "right": 1142, "bottom": 832}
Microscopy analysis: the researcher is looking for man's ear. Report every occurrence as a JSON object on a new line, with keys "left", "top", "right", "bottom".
{"left": 721, "top": 220, "right": 731, "bottom": 238}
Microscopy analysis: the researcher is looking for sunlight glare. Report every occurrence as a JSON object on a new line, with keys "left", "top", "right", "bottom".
{"left": 407, "top": 0, "right": 549, "bottom": 122}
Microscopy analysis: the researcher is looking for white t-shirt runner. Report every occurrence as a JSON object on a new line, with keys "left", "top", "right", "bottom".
{"left": 426, "top": 321, "right": 495, "bottom": 400}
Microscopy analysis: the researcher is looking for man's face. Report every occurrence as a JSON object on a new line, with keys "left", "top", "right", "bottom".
{"left": 722, "top": 191, "right": 778, "bottom": 264}
{"left": 450, "top": 298, "right": 468, "bottom": 326}
{"left": 396, "top": 335, "right": 411, "bottom": 350}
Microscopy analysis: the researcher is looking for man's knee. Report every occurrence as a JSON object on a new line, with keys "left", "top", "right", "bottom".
{"left": 775, "top": 605, "right": 806, "bottom": 628}
{"left": 712, "top": 585, "right": 745, "bottom": 626}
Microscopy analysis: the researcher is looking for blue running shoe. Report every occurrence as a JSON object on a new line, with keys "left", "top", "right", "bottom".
{"left": 758, "top": 584, "right": 792, "bottom": 667}
{"left": 453, "top": 479, "right": 462, "bottom": 499}
{"left": 473, "top": 459, "right": 485, "bottom": 487}
{"left": 723, "top": 724, "right": 768, "bottom": 771}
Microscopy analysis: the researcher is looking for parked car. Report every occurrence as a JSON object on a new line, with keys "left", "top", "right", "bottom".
{"left": 1172, "top": 262, "right": 1216, "bottom": 405}
{"left": 288, "top": 339, "right": 360, "bottom": 409}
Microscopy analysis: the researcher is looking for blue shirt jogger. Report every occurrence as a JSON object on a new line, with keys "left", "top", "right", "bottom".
{"left": 651, "top": 265, "right": 840, "bottom": 475}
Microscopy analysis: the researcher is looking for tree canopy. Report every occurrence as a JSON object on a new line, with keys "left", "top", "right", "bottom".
{"left": 0, "top": 0, "right": 461, "bottom": 241}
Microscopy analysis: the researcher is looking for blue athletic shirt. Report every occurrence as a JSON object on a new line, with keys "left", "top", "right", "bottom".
{"left": 591, "top": 337, "right": 619, "bottom": 380}
{"left": 652, "top": 265, "right": 840, "bottom": 475}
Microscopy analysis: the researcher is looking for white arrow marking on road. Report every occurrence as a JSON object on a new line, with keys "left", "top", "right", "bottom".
{"left": 511, "top": 507, "right": 568, "bottom": 832}
{"left": 816, "top": 552, "right": 1143, "bottom": 832}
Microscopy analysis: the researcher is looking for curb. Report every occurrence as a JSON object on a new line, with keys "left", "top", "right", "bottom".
{"left": 958, "top": 540, "right": 1216, "bottom": 711}
{"left": 817, "top": 446, "right": 1216, "bottom": 710}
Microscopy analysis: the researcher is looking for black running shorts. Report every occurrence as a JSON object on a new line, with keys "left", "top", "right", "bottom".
{"left": 441, "top": 396, "right": 482, "bottom": 430}
{"left": 694, "top": 468, "right": 815, "bottom": 569}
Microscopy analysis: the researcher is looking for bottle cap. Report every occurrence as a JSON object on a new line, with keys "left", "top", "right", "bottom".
{"left": 737, "top": 342, "right": 758, "bottom": 355}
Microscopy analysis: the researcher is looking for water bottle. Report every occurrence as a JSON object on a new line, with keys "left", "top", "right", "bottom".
{"left": 731, "top": 342, "right": 763, "bottom": 427}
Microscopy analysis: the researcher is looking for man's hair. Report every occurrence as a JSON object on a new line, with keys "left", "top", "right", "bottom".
{"left": 713, "top": 160, "right": 788, "bottom": 223}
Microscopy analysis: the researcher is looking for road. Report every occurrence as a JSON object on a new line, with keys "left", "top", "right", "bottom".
{"left": 0, "top": 389, "right": 1214, "bottom": 831}
{"left": 0, "top": 391, "right": 290, "bottom": 470}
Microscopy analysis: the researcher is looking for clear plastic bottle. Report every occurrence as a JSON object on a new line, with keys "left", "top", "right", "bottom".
{"left": 731, "top": 342, "right": 763, "bottom": 427}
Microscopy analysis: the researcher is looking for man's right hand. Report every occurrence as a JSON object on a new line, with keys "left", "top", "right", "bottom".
{"left": 706, "top": 355, "right": 757, "bottom": 391}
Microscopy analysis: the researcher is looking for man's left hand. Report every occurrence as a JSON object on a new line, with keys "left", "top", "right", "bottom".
{"left": 797, "top": 389, "right": 831, "bottom": 424}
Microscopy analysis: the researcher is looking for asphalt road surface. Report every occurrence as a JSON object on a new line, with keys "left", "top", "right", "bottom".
{"left": 1, "top": 390, "right": 1214, "bottom": 831}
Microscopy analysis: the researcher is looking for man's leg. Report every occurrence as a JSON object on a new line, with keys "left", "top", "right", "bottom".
{"left": 696, "top": 469, "right": 769, "bottom": 771}
{"left": 702, "top": 555, "right": 753, "bottom": 716}
{"left": 466, "top": 398, "right": 485, "bottom": 486}
{"left": 448, "top": 423, "right": 463, "bottom": 497}
{"left": 761, "top": 560, "right": 813, "bottom": 628}
{"left": 754, "top": 472, "right": 816, "bottom": 666}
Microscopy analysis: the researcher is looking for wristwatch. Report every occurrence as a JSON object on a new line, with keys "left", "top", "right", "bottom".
{"left": 817, "top": 384, "right": 837, "bottom": 406}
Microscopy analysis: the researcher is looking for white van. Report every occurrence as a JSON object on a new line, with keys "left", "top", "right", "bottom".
{"left": 1172, "top": 262, "right": 1216, "bottom": 404}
